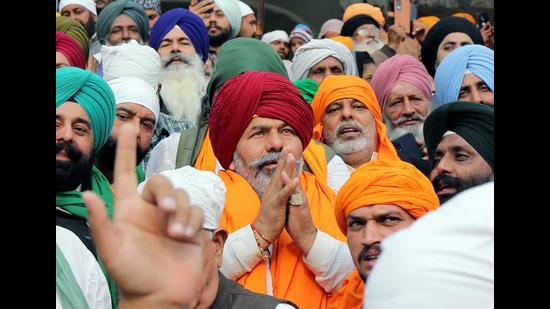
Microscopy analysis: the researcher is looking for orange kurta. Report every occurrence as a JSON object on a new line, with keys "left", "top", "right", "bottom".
{"left": 219, "top": 170, "right": 346, "bottom": 309}
{"left": 327, "top": 270, "right": 364, "bottom": 309}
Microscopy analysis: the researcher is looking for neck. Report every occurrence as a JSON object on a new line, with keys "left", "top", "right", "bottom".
{"left": 341, "top": 148, "right": 374, "bottom": 169}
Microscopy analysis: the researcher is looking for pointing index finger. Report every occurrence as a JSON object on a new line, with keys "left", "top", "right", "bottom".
{"left": 113, "top": 123, "right": 139, "bottom": 205}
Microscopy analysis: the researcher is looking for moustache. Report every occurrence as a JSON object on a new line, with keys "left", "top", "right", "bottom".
{"left": 394, "top": 114, "right": 426, "bottom": 127}
{"left": 250, "top": 151, "right": 282, "bottom": 175}
{"left": 357, "top": 242, "right": 381, "bottom": 263}
{"left": 56, "top": 141, "right": 82, "bottom": 163}
{"left": 432, "top": 173, "right": 463, "bottom": 192}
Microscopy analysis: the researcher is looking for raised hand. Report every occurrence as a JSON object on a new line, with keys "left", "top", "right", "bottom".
{"left": 83, "top": 123, "right": 205, "bottom": 308}
{"left": 253, "top": 147, "right": 301, "bottom": 248}
{"left": 188, "top": 0, "right": 216, "bottom": 23}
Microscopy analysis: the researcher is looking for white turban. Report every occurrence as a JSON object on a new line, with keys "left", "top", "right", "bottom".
{"left": 101, "top": 40, "right": 161, "bottom": 92}
{"left": 290, "top": 39, "right": 357, "bottom": 81}
{"left": 137, "top": 166, "right": 227, "bottom": 230}
{"left": 107, "top": 76, "right": 160, "bottom": 124}
{"left": 261, "top": 30, "right": 290, "bottom": 44}
{"left": 238, "top": 0, "right": 254, "bottom": 17}
{"left": 59, "top": 0, "right": 97, "bottom": 16}
{"left": 214, "top": 0, "right": 242, "bottom": 39}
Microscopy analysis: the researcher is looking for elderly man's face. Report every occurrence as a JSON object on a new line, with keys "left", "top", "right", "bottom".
{"left": 56, "top": 102, "right": 95, "bottom": 191}
{"left": 346, "top": 204, "right": 415, "bottom": 282}
{"left": 158, "top": 26, "right": 198, "bottom": 58}
{"left": 107, "top": 14, "right": 142, "bottom": 45}
{"left": 322, "top": 98, "right": 378, "bottom": 161}
{"left": 384, "top": 80, "right": 430, "bottom": 143}
{"left": 270, "top": 40, "right": 289, "bottom": 59}
{"left": 458, "top": 73, "right": 494, "bottom": 106}
{"left": 308, "top": 56, "right": 344, "bottom": 84}
{"left": 239, "top": 14, "right": 257, "bottom": 38}
{"left": 436, "top": 32, "right": 473, "bottom": 69}
{"left": 232, "top": 117, "right": 303, "bottom": 197}
{"left": 430, "top": 133, "right": 493, "bottom": 204}
{"left": 206, "top": 4, "right": 232, "bottom": 47}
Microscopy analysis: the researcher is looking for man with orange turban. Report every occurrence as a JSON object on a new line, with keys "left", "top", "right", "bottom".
{"left": 329, "top": 159, "right": 440, "bottom": 308}
{"left": 210, "top": 71, "right": 354, "bottom": 309}
{"left": 311, "top": 75, "right": 400, "bottom": 171}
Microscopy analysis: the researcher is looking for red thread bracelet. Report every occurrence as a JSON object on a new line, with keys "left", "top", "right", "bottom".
{"left": 251, "top": 223, "right": 273, "bottom": 244}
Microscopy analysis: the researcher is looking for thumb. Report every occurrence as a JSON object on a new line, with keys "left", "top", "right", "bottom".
{"left": 83, "top": 191, "right": 118, "bottom": 258}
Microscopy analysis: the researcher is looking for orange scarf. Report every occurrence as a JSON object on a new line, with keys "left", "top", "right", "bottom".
{"left": 195, "top": 132, "right": 330, "bottom": 187}
{"left": 219, "top": 170, "right": 345, "bottom": 309}
{"left": 327, "top": 270, "right": 364, "bottom": 309}
{"left": 310, "top": 75, "right": 399, "bottom": 161}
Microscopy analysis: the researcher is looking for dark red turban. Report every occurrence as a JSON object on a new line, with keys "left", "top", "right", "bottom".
{"left": 56, "top": 32, "right": 86, "bottom": 69}
{"left": 209, "top": 71, "right": 314, "bottom": 169}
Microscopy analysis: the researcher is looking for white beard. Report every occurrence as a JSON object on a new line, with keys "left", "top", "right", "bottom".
{"left": 159, "top": 53, "right": 206, "bottom": 125}
{"left": 385, "top": 117, "right": 425, "bottom": 144}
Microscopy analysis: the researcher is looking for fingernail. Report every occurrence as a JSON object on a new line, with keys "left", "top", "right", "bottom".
{"left": 170, "top": 222, "right": 186, "bottom": 236}
{"left": 184, "top": 226, "right": 196, "bottom": 237}
{"left": 161, "top": 197, "right": 176, "bottom": 210}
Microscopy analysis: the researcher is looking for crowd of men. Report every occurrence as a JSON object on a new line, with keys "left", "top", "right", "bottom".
{"left": 56, "top": 0, "right": 494, "bottom": 308}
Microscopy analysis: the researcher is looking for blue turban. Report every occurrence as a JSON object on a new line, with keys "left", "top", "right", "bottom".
{"left": 434, "top": 45, "right": 494, "bottom": 107}
{"left": 148, "top": 8, "right": 209, "bottom": 63}
{"left": 56, "top": 67, "right": 116, "bottom": 154}
{"left": 96, "top": 0, "right": 149, "bottom": 45}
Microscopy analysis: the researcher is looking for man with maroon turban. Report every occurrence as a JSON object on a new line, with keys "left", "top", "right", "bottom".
{"left": 210, "top": 71, "right": 354, "bottom": 309}
{"left": 56, "top": 31, "right": 87, "bottom": 69}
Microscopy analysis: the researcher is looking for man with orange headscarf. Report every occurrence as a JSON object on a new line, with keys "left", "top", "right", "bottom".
{"left": 311, "top": 75, "right": 400, "bottom": 171}
{"left": 210, "top": 71, "right": 354, "bottom": 309}
{"left": 329, "top": 159, "right": 440, "bottom": 308}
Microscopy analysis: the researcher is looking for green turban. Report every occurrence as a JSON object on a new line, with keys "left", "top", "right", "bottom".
{"left": 424, "top": 101, "right": 494, "bottom": 171}
{"left": 56, "top": 16, "right": 90, "bottom": 60}
{"left": 96, "top": 0, "right": 149, "bottom": 45}
{"left": 293, "top": 78, "right": 319, "bottom": 104}
{"left": 56, "top": 67, "right": 116, "bottom": 154}
{"left": 207, "top": 37, "right": 289, "bottom": 108}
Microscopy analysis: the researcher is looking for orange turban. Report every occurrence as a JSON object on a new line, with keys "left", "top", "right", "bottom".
{"left": 452, "top": 12, "right": 477, "bottom": 25}
{"left": 335, "top": 160, "right": 439, "bottom": 234}
{"left": 415, "top": 16, "right": 440, "bottom": 31}
{"left": 310, "top": 75, "right": 399, "bottom": 161}
{"left": 343, "top": 3, "right": 385, "bottom": 28}
{"left": 330, "top": 35, "right": 353, "bottom": 51}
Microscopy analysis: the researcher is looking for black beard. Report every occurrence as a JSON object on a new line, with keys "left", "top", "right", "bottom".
{"left": 85, "top": 19, "right": 96, "bottom": 39}
{"left": 96, "top": 137, "right": 148, "bottom": 181}
{"left": 432, "top": 173, "right": 493, "bottom": 204}
{"left": 357, "top": 242, "right": 381, "bottom": 282}
{"left": 208, "top": 27, "right": 232, "bottom": 47}
{"left": 56, "top": 141, "right": 95, "bottom": 192}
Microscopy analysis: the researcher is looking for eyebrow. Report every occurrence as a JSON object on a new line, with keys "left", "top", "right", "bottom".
{"left": 248, "top": 122, "right": 289, "bottom": 132}
{"left": 74, "top": 117, "right": 92, "bottom": 129}
{"left": 117, "top": 107, "right": 136, "bottom": 117}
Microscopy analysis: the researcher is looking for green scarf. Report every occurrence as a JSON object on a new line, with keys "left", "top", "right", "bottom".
{"left": 56, "top": 244, "right": 90, "bottom": 309}
{"left": 56, "top": 166, "right": 118, "bottom": 308}
{"left": 56, "top": 166, "right": 113, "bottom": 219}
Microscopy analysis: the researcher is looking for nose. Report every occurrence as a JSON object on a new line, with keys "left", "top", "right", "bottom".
{"left": 402, "top": 98, "right": 416, "bottom": 116}
{"left": 266, "top": 132, "right": 284, "bottom": 152}
{"left": 341, "top": 103, "right": 353, "bottom": 120}
{"left": 435, "top": 154, "right": 454, "bottom": 176}
{"left": 361, "top": 222, "right": 383, "bottom": 246}
{"left": 121, "top": 28, "right": 131, "bottom": 41}
{"left": 470, "top": 89, "right": 484, "bottom": 104}
{"left": 56, "top": 124, "right": 73, "bottom": 143}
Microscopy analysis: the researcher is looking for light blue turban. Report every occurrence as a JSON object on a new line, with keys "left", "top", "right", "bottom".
{"left": 434, "top": 44, "right": 494, "bottom": 107}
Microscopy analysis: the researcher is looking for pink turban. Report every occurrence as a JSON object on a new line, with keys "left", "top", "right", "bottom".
{"left": 370, "top": 54, "right": 433, "bottom": 113}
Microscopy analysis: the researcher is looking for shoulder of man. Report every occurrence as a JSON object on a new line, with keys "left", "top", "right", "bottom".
{"left": 212, "top": 273, "right": 298, "bottom": 309}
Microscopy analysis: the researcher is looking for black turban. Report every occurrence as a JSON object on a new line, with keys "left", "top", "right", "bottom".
{"left": 424, "top": 101, "right": 494, "bottom": 171}
{"left": 341, "top": 14, "right": 380, "bottom": 37}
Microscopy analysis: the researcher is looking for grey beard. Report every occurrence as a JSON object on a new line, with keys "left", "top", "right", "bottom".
{"left": 384, "top": 116, "right": 426, "bottom": 144}
{"left": 159, "top": 53, "right": 206, "bottom": 124}
{"left": 233, "top": 151, "right": 303, "bottom": 198}
{"left": 324, "top": 120, "right": 370, "bottom": 156}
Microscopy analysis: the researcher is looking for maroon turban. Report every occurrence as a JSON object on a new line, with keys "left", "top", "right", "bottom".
{"left": 56, "top": 32, "right": 86, "bottom": 69}
{"left": 209, "top": 71, "right": 314, "bottom": 169}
